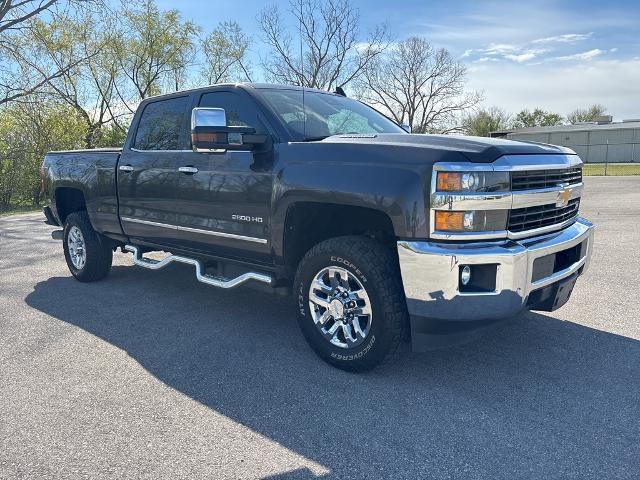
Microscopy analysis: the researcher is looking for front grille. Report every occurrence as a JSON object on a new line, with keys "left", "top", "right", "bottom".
{"left": 511, "top": 167, "right": 582, "bottom": 191}
{"left": 508, "top": 198, "right": 580, "bottom": 232}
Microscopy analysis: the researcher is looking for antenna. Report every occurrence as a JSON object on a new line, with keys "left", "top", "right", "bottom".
{"left": 298, "top": 2, "right": 306, "bottom": 139}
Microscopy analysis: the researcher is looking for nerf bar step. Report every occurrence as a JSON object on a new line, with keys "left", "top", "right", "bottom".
{"left": 124, "top": 245, "right": 272, "bottom": 289}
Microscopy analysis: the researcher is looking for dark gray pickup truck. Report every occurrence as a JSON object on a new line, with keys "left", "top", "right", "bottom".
{"left": 42, "top": 83, "right": 594, "bottom": 371}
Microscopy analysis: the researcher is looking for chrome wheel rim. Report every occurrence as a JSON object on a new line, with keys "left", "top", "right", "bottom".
{"left": 308, "top": 266, "right": 372, "bottom": 349}
{"left": 67, "top": 226, "right": 86, "bottom": 269}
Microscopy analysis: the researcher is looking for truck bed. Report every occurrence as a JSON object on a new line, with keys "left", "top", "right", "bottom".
{"left": 43, "top": 149, "right": 123, "bottom": 238}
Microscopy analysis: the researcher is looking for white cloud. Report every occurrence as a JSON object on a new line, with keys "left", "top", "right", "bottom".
{"left": 531, "top": 33, "right": 593, "bottom": 44}
{"left": 465, "top": 44, "right": 547, "bottom": 63}
{"left": 467, "top": 58, "right": 640, "bottom": 120}
{"left": 484, "top": 43, "right": 519, "bottom": 55}
{"left": 473, "top": 57, "right": 499, "bottom": 64}
{"left": 464, "top": 40, "right": 608, "bottom": 65}
{"left": 460, "top": 44, "right": 518, "bottom": 59}
{"left": 554, "top": 49, "right": 604, "bottom": 61}
{"left": 504, "top": 52, "right": 537, "bottom": 63}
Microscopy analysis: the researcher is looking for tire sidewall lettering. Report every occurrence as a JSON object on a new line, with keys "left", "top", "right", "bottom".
{"left": 330, "top": 335, "right": 375, "bottom": 361}
{"left": 298, "top": 283, "right": 306, "bottom": 316}
{"left": 330, "top": 256, "right": 367, "bottom": 283}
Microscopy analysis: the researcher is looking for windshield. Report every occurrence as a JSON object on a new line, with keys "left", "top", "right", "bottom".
{"left": 258, "top": 88, "right": 406, "bottom": 141}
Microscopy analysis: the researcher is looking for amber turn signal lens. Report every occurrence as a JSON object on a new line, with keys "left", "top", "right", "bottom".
{"left": 435, "top": 211, "right": 464, "bottom": 231}
{"left": 192, "top": 132, "right": 224, "bottom": 143}
{"left": 436, "top": 172, "right": 462, "bottom": 191}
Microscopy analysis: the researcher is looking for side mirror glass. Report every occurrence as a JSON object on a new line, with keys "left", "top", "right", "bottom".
{"left": 191, "top": 107, "right": 267, "bottom": 152}
{"left": 401, "top": 123, "right": 412, "bottom": 133}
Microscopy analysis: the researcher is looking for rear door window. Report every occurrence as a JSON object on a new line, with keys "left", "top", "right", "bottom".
{"left": 133, "top": 96, "right": 189, "bottom": 150}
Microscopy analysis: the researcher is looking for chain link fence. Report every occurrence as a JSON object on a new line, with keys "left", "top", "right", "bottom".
{"left": 576, "top": 141, "right": 640, "bottom": 175}
{"left": 582, "top": 163, "right": 640, "bottom": 176}
{"left": 506, "top": 130, "right": 640, "bottom": 176}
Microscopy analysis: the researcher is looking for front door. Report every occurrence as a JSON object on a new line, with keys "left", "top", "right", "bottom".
{"left": 117, "top": 95, "right": 191, "bottom": 246}
{"left": 173, "top": 89, "right": 274, "bottom": 263}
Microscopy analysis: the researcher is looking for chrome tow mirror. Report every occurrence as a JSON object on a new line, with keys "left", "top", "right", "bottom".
{"left": 191, "top": 107, "right": 267, "bottom": 153}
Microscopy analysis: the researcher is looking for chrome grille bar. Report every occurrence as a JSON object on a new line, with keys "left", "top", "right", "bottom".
{"left": 511, "top": 167, "right": 582, "bottom": 190}
{"left": 509, "top": 198, "right": 580, "bottom": 232}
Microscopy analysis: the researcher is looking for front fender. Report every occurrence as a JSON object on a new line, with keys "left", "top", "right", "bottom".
{"left": 270, "top": 160, "right": 428, "bottom": 259}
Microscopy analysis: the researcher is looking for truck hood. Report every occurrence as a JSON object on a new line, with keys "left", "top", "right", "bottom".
{"left": 318, "top": 133, "right": 575, "bottom": 163}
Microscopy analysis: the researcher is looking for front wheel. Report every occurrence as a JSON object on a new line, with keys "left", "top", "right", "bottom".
{"left": 294, "top": 236, "right": 409, "bottom": 372}
{"left": 63, "top": 211, "right": 113, "bottom": 282}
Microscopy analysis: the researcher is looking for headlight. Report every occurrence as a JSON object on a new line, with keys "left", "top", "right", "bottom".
{"left": 434, "top": 210, "right": 508, "bottom": 232}
{"left": 436, "top": 171, "right": 509, "bottom": 192}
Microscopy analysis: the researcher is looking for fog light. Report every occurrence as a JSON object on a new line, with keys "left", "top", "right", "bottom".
{"left": 461, "top": 265, "right": 472, "bottom": 285}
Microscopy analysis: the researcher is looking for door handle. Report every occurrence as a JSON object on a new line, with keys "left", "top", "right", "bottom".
{"left": 178, "top": 166, "right": 198, "bottom": 174}
{"left": 119, "top": 165, "right": 134, "bottom": 172}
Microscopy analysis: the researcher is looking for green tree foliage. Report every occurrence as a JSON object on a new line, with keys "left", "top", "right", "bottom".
{"left": 0, "top": 102, "right": 87, "bottom": 211}
{"left": 117, "top": 0, "right": 199, "bottom": 105}
{"left": 0, "top": 0, "right": 217, "bottom": 211}
{"left": 567, "top": 104, "right": 607, "bottom": 124}
{"left": 513, "top": 108, "right": 563, "bottom": 128}
{"left": 29, "top": 12, "right": 128, "bottom": 148}
{"left": 461, "top": 107, "right": 511, "bottom": 137}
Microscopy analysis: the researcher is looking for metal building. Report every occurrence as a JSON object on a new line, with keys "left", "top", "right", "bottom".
{"left": 492, "top": 119, "right": 640, "bottom": 163}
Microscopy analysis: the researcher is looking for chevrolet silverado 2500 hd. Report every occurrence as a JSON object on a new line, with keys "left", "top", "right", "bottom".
{"left": 42, "top": 83, "right": 594, "bottom": 371}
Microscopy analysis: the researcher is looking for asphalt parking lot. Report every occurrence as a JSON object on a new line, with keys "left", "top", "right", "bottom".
{"left": 1, "top": 176, "right": 639, "bottom": 479}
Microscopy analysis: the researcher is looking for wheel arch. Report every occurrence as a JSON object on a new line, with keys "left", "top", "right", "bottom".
{"left": 282, "top": 201, "right": 397, "bottom": 278}
{"left": 54, "top": 187, "right": 87, "bottom": 224}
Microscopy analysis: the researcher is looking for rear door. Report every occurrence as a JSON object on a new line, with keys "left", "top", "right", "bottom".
{"left": 173, "top": 89, "right": 274, "bottom": 263}
{"left": 117, "top": 95, "right": 191, "bottom": 246}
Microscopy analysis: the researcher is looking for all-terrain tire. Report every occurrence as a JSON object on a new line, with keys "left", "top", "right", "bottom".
{"left": 294, "top": 236, "right": 409, "bottom": 372}
{"left": 63, "top": 211, "right": 112, "bottom": 282}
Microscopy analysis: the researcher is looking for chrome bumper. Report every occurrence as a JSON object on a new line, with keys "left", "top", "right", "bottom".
{"left": 397, "top": 217, "right": 594, "bottom": 323}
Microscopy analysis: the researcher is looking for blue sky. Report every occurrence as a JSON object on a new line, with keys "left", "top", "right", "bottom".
{"left": 157, "top": 0, "right": 640, "bottom": 119}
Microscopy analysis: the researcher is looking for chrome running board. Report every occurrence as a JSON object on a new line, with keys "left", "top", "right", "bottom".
{"left": 124, "top": 245, "right": 272, "bottom": 289}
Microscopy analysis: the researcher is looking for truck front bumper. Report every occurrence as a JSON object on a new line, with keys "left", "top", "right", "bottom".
{"left": 397, "top": 218, "right": 594, "bottom": 349}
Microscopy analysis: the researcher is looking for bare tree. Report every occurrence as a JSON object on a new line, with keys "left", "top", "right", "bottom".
{"left": 0, "top": 0, "right": 59, "bottom": 32}
{"left": 357, "top": 37, "right": 482, "bottom": 133}
{"left": 258, "top": 0, "right": 388, "bottom": 90}
{"left": 200, "top": 21, "right": 252, "bottom": 85}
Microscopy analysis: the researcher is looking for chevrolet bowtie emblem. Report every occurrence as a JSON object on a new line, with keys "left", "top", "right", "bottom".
{"left": 556, "top": 187, "right": 572, "bottom": 208}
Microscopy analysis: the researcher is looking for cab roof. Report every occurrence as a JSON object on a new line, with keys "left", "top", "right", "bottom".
{"left": 141, "top": 83, "right": 340, "bottom": 103}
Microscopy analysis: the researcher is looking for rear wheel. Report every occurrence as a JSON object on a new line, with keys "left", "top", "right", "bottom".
{"left": 63, "top": 211, "right": 112, "bottom": 282}
{"left": 294, "top": 236, "right": 409, "bottom": 371}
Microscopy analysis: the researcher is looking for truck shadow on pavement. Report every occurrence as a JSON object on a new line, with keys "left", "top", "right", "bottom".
{"left": 25, "top": 263, "right": 640, "bottom": 479}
